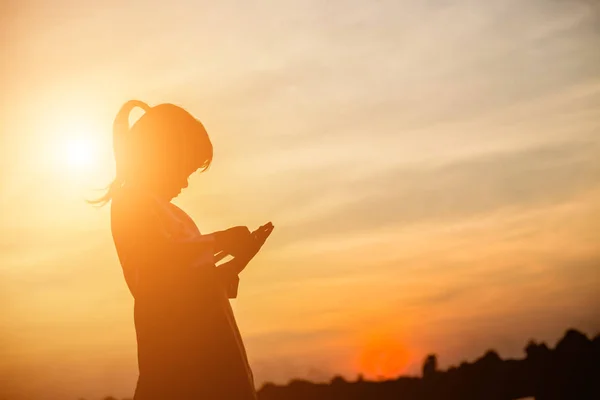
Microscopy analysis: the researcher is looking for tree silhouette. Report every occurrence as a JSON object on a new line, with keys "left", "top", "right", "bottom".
{"left": 422, "top": 354, "right": 438, "bottom": 379}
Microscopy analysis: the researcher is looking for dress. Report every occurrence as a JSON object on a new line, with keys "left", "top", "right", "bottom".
{"left": 110, "top": 186, "right": 257, "bottom": 400}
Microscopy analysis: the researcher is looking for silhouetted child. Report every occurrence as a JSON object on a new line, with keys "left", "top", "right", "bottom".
{"left": 94, "top": 100, "right": 274, "bottom": 399}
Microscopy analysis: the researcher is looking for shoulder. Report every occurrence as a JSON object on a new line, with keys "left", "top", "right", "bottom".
{"left": 111, "top": 186, "right": 159, "bottom": 228}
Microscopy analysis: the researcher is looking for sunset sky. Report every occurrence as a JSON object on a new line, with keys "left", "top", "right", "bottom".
{"left": 2, "top": 0, "right": 600, "bottom": 399}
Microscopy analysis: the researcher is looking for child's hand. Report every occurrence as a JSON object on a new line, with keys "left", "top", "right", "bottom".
{"left": 218, "top": 222, "right": 274, "bottom": 275}
{"left": 217, "top": 222, "right": 274, "bottom": 260}
{"left": 232, "top": 222, "right": 274, "bottom": 259}
{"left": 214, "top": 226, "right": 253, "bottom": 254}
{"left": 252, "top": 222, "right": 274, "bottom": 249}
{"left": 242, "top": 222, "right": 274, "bottom": 259}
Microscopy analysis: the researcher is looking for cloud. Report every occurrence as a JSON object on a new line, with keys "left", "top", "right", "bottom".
{"left": 264, "top": 139, "right": 600, "bottom": 248}
{"left": 246, "top": 328, "right": 344, "bottom": 355}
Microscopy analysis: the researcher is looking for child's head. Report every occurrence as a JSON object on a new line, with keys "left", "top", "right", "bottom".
{"left": 95, "top": 100, "right": 213, "bottom": 203}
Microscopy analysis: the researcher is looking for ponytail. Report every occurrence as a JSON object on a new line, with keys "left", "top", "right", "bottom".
{"left": 88, "top": 100, "right": 150, "bottom": 205}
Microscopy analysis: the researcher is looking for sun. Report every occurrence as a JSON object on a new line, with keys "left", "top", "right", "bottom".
{"left": 63, "top": 137, "right": 96, "bottom": 168}
{"left": 47, "top": 121, "right": 109, "bottom": 186}
{"left": 356, "top": 331, "right": 412, "bottom": 380}
{"left": 50, "top": 117, "right": 105, "bottom": 176}
{"left": 31, "top": 107, "right": 113, "bottom": 191}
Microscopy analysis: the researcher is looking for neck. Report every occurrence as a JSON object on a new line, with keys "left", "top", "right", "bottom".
{"left": 124, "top": 180, "right": 172, "bottom": 202}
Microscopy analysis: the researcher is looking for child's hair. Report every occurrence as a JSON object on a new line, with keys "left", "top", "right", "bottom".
{"left": 91, "top": 100, "right": 213, "bottom": 205}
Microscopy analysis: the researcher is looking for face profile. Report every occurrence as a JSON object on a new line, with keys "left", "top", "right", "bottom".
{"left": 144, "top": 153, "right": 201, "bottom": 200}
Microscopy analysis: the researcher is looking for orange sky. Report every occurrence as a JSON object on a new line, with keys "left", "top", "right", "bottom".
{"left": 2, "top": 1, "right": 600, "bottom": 399}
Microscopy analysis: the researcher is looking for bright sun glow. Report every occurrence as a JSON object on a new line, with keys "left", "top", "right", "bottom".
{"left": 44, "top": 118, "right": 112, "bottom": 189}
{"left": 33, "top": 110, "right": 115, "bottom": 194}
{"left": 48, "top": 116, "right": 106, "bottom": 178}
{"left": 64, "top": 137, "right": 96, "bottom": 168}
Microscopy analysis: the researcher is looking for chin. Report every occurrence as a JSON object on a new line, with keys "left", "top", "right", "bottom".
{"left": 158, "top": 189, "right": 179, "bottom": 201}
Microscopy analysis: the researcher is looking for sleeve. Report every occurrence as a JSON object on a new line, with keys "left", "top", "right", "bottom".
{"left": 214, "top": 259, "right": 243, "bottom": 299}
{"left": 224, "top": 274, "right": 240, "bottom": 299}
